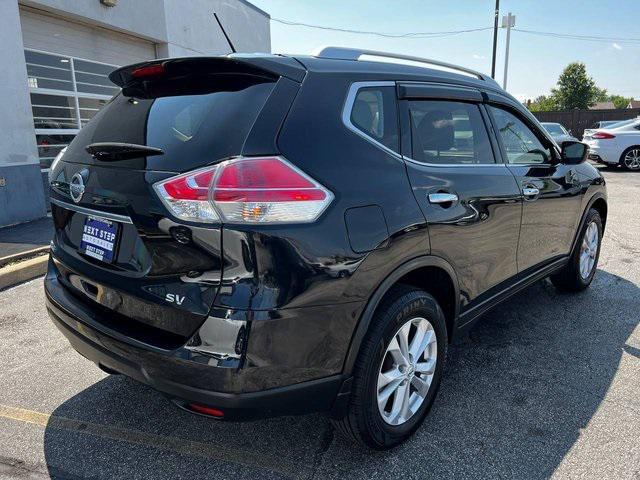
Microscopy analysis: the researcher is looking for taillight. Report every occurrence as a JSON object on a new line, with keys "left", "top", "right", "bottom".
{"left": 592, "top": 132, "right": 615, "bottom": 139}
{"left": 153, "top": 156, "right": 334, "bottom": 224}
{"left": 131, "top": 64, "right": 165, "bottom": 79}
{"left": 154, "top": 166, "right": 219, "bottom": 223}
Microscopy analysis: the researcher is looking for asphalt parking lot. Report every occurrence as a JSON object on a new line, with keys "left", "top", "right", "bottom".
{"left": 0, "top": 165, "right": 638, "bottom": 480}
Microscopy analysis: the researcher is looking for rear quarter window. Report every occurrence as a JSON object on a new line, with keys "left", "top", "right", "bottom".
{"left": 349, "top": 86, "right": 399, "bottom": 153}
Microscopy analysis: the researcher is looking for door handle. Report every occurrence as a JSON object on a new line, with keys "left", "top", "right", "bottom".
{"left": 428, "top": 192, "right": 458, "bottom": 205}
{"left": 522, "top": 186, "right": 540, "bottom": 198}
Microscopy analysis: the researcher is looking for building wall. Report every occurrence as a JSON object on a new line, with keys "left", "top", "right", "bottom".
{"left": 20, "top": 7, "right": 157, "bottom": 65}
{"left": 0, "top": 0, "right": 270, "bottom": 227}
{"left": 0, "top": 0, "right": 46, "bottom": 226}
{"left": 19, "top": 0, "right": 168, "bottom": 43}
{"left": 19, "top": 0, "right": 271, "bottom": 57}
{"left": 159, "top": 0, "right": 271, "bottom": 57}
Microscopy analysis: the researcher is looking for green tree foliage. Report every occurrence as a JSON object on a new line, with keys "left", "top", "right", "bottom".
{"left": 550, "top": 62, "right": 597, "bottom": 109}
{"left": 609, "top": 94, "right": 633, "bottom": 109}
{"left": 528, "top": 95, "right": 558, "bottom": 112}
{"left": 527, "top": 63, "right": 632, "bottom": 112}
{"left": 592, "top": 86, "right": 609, "bottom": 103}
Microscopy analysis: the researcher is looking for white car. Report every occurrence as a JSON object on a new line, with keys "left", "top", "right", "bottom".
{"left": 583, "top": 118, "right": 640, "bottom": 170}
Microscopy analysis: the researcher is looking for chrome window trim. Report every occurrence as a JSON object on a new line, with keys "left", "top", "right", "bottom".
{"left": 50, "top": 198, "right": 133, "bottom": 224}
{"left": 402, "top": 155, "right": 508, "bottom": 168}
{"left": 342, "top": 81, "right": 403, "bottom": 160}
{"left": 343, "top": 81, "right": 508, "bottom": 168}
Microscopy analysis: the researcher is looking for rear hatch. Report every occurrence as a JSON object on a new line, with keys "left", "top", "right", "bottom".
{"left": 48, "top": 56, "right": 301, "bottom": 349}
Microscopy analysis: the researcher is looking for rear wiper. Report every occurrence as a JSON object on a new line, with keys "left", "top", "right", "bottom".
{"left": 85, "top": 142, "right": 164, "bottom": 161}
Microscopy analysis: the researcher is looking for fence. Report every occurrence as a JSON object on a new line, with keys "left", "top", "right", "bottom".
{"left": 532, "top": 108, "right": 640, "bottom": 138}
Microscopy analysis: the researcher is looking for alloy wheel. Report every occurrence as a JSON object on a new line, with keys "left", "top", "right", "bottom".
{"left": 579, "top": 221, "right": 599, "bottom": 279}
{"left": 377, "top": 317, "right": 437, "bottom": 426}
{"left": 623, "top": 149, "right": 640, "bottom": 170}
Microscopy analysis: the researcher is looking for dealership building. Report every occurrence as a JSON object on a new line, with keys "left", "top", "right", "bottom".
{"left": 0, "top": 0, "right": 271, "bottom": 227}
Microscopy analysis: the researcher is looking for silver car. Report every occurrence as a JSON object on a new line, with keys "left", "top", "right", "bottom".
{"left": 541, "top": 122, "right": 579, "bottom": 145}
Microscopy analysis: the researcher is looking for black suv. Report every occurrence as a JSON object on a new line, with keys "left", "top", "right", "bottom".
{"left": 45, "top": 47, "right": 607, "bottom": 449}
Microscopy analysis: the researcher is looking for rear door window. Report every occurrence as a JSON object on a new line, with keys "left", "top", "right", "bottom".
{"left": 407, "top": 100, "right": 495, "bottom": 164}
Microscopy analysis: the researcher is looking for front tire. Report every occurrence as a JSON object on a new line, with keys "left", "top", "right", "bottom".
{"left": 332, "top": 285, "right": 447, "bottom": 449}
{"left": 551, "top": 208, "right": 602, "bottom": 292}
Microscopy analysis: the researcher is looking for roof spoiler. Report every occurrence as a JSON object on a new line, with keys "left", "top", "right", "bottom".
{"left": 109, "top": 55, "right": 305, "bottom": 88}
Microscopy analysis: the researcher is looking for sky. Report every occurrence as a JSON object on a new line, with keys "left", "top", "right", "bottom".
{"left": 249, "top": 0, "right": 640, "bottom": 102}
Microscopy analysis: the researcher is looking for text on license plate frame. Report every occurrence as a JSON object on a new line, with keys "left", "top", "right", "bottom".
{"left": 79, "top": 215, "right": 120, "bottom": 263}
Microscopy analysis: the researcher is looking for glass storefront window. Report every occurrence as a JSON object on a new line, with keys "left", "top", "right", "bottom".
{"left": 30, "top": 93, "right": 78, "bottom": 130}
{"left": 24, "top": 49, "right": 119, "bottom": 170}
{"left": 25, "top": 50, "right": 74, "bottom": 91}
{"left": 36, "top": 133, "right": 76, "bottom": 169}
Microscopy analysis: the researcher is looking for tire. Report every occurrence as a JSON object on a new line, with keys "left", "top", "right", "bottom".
{"left": 551, "top": 208, "right": 602, "bottom": 292}
{"left": 331, "top": 285, "right": 447, "bottom": 449}
{"left": 619, "top": 146, "right": 640, "bottom": 171}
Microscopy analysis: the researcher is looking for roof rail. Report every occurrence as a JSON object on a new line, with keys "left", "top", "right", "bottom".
{"left": 313, "top": 46, "right": 496, "bottom": 84}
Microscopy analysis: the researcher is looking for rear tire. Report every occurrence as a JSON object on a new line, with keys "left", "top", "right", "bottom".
{"left": 331, "top": 285, "right": 447, "bottom": 449}
{"left": 551, "top": 208, "right": 602, "bottom": 292}
{"left": 619, "top": 146, "right": 640, "bottom": 171}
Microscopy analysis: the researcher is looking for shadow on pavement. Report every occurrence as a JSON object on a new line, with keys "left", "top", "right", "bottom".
{"left": 43, "top": 270, "right": 639, "bottom": 479}
{"left": 0, "top": 217, "right": 53, "bottom": 258}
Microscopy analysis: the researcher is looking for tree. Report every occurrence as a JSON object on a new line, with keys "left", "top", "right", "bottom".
{"left": 609, "top": 94, "right": 633, "bottom": 109}
{"left": 550, "top": 62, "right": 598, "bottom": 110}
{"left": 593, "top": 86, "right": 609, "bottom": 103}
{"left": 530, "top": 63, "right": 631, "bottom": 112}
{"left": 528, "top": 95, "right": 558, "bottom": 112}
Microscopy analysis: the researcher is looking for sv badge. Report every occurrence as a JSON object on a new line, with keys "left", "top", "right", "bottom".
{"left": 165, "top": 293, "right": 186, "bottom": 306}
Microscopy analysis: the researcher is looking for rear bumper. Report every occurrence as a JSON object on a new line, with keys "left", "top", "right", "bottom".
{"left": 586, "top": 144, "right": 618, "bottom": 164}
{"left": 44, "top": 258, "right": 349, "bottom": 419}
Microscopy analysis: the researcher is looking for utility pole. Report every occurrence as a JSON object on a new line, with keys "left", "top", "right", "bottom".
{"left": 490, "top": 0, "right": 500, "bottom": 78}
{"left": 501, "top": 12, "right": 516, "bottom": 90}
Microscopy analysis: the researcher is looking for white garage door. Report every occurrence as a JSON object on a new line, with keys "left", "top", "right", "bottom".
{"left": 19, "top": 7, "right": 157, "bottom": 171}
{"left": 20, "top": 7, "right": 156, "bottom": 65}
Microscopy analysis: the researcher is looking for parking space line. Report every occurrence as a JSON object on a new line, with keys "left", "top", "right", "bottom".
{"left": 0, "top": 404, "right": 304, "bottom": 479}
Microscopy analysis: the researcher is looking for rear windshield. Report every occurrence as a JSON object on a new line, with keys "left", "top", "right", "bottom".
{"left": 64, "top": 76, "right": 275, "bottom": 172}
{"left": 605, "top": 119, "right": 637, "bottom": 130}
{"left": 542, "top": 123, "right": 566, "bottom": 135}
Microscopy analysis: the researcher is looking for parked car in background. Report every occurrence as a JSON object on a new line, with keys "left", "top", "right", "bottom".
{"left": 541, "top": 122, "right": 578, "bottom": 144}
{"left": 583, "top": 118, "right": 640, "bottom": 170}
{"left": 44, "top": 47, "right": 607, "bottom": 449}
{"left": 583, "top": 119, "right": 627, "bottom": 138}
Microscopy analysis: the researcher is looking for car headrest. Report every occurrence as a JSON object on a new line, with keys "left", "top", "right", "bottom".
{"left": 417, "top": 110, "right": 454, "bottom": 151}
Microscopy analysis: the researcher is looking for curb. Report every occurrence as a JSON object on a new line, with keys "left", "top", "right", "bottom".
{"left": 0, "top": 246, "right": 50, "bottom": 268}
{"left": 0, "top": 253, "right": 49, "bottom": 291}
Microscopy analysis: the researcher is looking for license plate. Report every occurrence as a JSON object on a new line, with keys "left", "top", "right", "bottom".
{"left": 79, "top": 216, "right": 119, "bottom": 263}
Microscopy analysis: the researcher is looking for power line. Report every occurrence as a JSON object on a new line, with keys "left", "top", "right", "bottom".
{"left": 271, "top": 17, "right": 493, "bottom": 38}
{"left": 513, "top": 28, "right": 640, "bottom": 45}
{"left": 271, "top": 16, "right": 640, "bottom": 45}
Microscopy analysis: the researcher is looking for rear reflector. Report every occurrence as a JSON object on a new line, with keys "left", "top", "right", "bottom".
{"left": 188, "top": 403, "right": 224, "bottom": 418}
{"left": 131, "top": 64, "right": 166, "bottom": 79}
{"left": 592, "top": 132, "right": 615, "bottom": 139}
{"left": 154, "top": 156, "right": 333, "bottom": 224}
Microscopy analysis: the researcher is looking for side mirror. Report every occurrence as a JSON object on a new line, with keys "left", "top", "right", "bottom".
{"left": 561, "top": 141, "right": 588, "bottom": 165}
